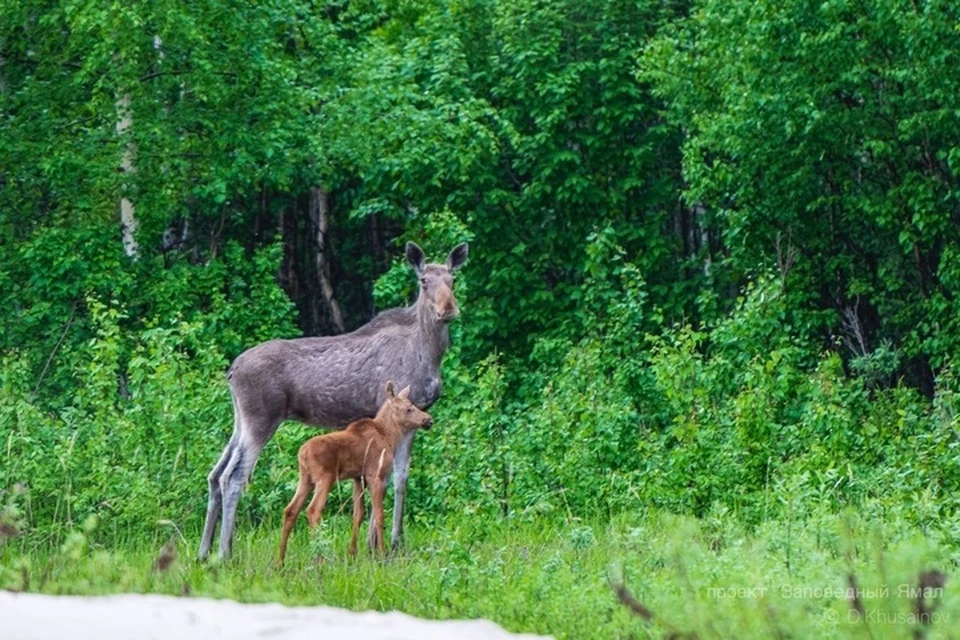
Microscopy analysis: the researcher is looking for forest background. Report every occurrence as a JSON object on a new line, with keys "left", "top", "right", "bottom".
{"left": 2, "top": 1, "right": 960, "bottom": 637}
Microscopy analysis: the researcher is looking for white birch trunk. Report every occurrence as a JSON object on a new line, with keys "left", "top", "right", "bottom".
{"left": 116, "top": 93, "right": 139, "bottom": 258}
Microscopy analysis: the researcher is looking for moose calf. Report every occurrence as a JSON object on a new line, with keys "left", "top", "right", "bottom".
{"left": 278, "top": 381, "right": 433, "bottom": 564}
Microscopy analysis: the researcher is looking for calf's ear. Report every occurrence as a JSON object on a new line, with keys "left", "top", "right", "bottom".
{"left": 398, "top": 385, "right": 411, "bottom": 400}
{"left": 385, "top": 380, "right": 397, "bottom": 398}
{"left": 406, "top": 242, "right": 426, "bottom": 274}
{"left": 445, "top": 243, "right": 469, "bottom": 272}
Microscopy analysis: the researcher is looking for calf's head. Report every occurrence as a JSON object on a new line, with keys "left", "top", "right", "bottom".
{"left": 406, "top": 241, "right": 468, "bottom": 323}
{"left": 383, "top": 381, "right": 434, "bottom": 431}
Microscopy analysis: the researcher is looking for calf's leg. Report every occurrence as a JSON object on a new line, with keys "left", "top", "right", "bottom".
{"left": 278, "top": 472, "right": 311, "bottom": 565}
{"left": 306, "top": 479, "right": 332, "bottom": 528}
{"left": 369, "top": 478, "right": 387, "bottom": 554}
{"left": 349, "top": 479, "right": 365, "bottom": 556}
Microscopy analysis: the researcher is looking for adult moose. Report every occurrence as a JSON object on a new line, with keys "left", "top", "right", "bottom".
{"left": 197, "top": 241, "right": 468, "bottom": 560}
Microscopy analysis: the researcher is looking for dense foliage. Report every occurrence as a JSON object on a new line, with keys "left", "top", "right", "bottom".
{"left": 2, "top": 0, "right": 960, "bottom": 552}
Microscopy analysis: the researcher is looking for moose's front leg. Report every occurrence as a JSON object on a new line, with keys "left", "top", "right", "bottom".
{"left": 380, "top": 429, "right": 415, "bottom": 551}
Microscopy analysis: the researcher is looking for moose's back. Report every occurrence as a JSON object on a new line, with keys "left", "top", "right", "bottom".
{"left": 227, "top": 312, "right": 433, "bottom": 428}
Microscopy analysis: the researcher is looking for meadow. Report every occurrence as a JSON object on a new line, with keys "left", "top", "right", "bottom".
{"left": 3, "top": 505, "right": 956, "bottom": 639}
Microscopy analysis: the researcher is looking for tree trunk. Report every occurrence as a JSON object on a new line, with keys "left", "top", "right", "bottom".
{"left": 255, "top": 183, "right": 266, "bottom": 245}
{"left": 116, "top": 93, "right": 139, "bottom": 258}
{"left": 691, "top": 201, "right": 709, "bottom": 276}
{"left": 309, "top": 186, "right": 345, "bottom": 333}
{"left": 279, "top": 201, "right": 299, "bottom": 300}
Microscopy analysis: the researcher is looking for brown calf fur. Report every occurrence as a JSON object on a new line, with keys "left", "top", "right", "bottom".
{"left": 278, "top": 382, "right": 433, "bottom": 563}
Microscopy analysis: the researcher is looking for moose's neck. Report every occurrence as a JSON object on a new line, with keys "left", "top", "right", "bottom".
{"left": 415, "top": 295, "right": 450, "bottom": 368}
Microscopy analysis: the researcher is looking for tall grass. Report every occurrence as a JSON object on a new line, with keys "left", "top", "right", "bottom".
{"left": 2, "top": 508, "right": 956, "bottom": 639}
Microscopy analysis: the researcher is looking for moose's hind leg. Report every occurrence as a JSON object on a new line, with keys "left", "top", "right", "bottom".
{"left": 198, "top": 433, "right": 238, "bottom": 560}
{"left": 217, "top": 425, "right": 277, "bottom": 559}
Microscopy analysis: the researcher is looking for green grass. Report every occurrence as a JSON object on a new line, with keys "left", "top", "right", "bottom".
{"left": 2, "top": 509, "right": 958, "bottom": 639}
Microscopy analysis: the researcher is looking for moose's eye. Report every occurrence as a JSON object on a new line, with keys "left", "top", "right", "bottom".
{"left": 406, "top": 407, "right": 413, "bottom": 413}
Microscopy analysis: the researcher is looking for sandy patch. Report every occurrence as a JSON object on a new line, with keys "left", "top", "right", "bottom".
{"left": 0, "top": 592, "right": 551, "bottom": 640}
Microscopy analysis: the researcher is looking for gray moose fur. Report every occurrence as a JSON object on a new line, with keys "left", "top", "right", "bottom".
{"left": 198, "top": 241, "right": 468, "bottom": 560}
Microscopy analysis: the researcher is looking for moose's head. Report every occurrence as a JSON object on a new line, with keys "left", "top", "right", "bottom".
{"left": 406, "top": 242, "right": 468, "bottom": 323}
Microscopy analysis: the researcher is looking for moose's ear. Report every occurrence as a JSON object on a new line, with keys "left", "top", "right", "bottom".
{"left": 445, "top": 243, "right": 468, "bottom": 272}
{"left": 406, "top": 242, "right": 426, "bottom": 274}
{"left": 398, "top": 385, "right": 411, "bottom": 400}
{"left": 385, "top": 380, "right": 397, "bottom": 398}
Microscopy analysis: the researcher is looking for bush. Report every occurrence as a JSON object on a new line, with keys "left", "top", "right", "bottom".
{"left": 0, "top": 242, "right": 298, "bottom": 543}
{"left": 408, "top": 249, "right": 960, "bottom": 530}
